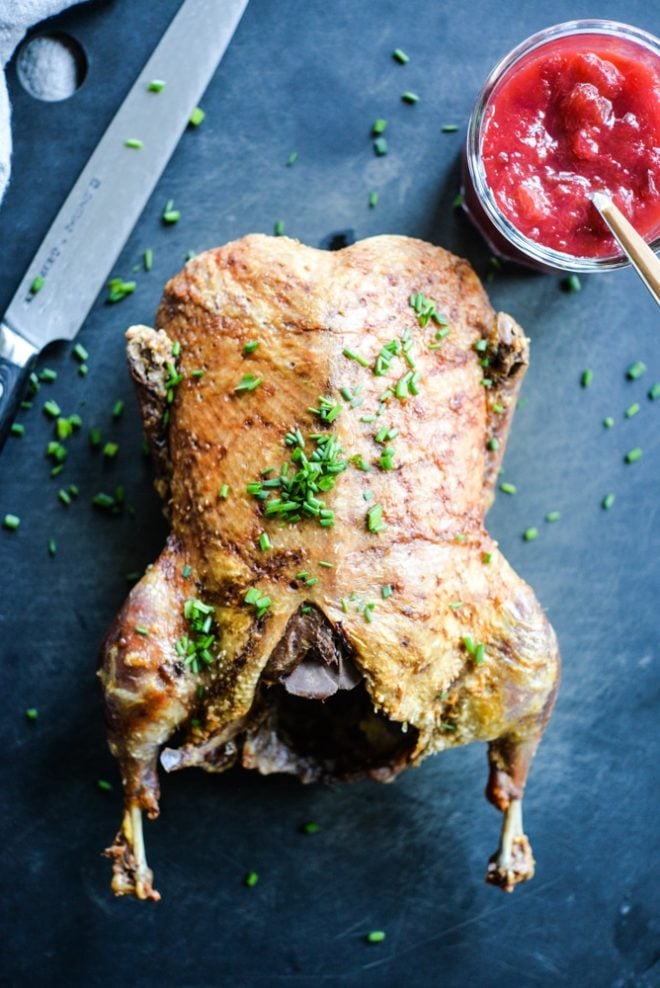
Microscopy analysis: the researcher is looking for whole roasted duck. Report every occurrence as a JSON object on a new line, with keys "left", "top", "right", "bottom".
{"left": 99, "top": 234, "right": 560, "bottom": 901}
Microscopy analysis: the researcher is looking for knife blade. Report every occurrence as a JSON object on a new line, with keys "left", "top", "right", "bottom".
{"left": 0, "top": 0, "right": 249, "bottom": 449}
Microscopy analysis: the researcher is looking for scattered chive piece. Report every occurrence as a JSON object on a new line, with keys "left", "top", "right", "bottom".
{"left": 30, "top": 275, "right": 45, "bottom": 294}
{"left": 189, "top": 106, "right": 206, "bottom": 127}
{"left": 107, "top": 277, "right": 136, "bottom": 303}
{"left": 73, "top": 342, "right": 88, "bottom": 362}
{"left": 219, "top": 484, "right": 229, "bottom": 499}
{"left": 43, "top": 400, "right": 61, "bottom": 419}
{"left": 372, "top": 118, "right": 387, "bottom": 135}
{"left": 58, "top": 489, "right": 71, "bottom": 506}
{"left": 648, "top": 382, "right": 660, "bottom": 400}
{"left": 124, "top": 138, "right": 143, "bottom": 149}
{"left": 499, "top": 482, "right": 517, "bottom": 495}
{"left": 301, "top": 821, "right": 320, "bottom": 834}
{"left": 401, "top": 91, "right": 420, "bottom": 104}
{"left": 258, "top": 532, "right": 272, "bottom": 551}
{"left": 373, "top": 136, "right": 388, "bottom": 156}
{"left": 171, "top": 341, "right": 181, "bottom": 358}
{"left": 341, "top": 597, "right": 349, "bottom": 613}
{"left": 448, "top": 601, "right": 463, "bottom": 610}
{"left": 78, "top": 364, "right": 88, "bottom": 376}
{"left": 366, "top": 931, "right": 386, "bottom": 944}
{"left": 545, "top": 511, "right": 561, "bottom": 522}
{"left": 3, "top": 514, "right": 20, "bottom": 530}
{"left": 162, "top": 199, "right": 180, "bottom": 224}
{"left": 103, "top": 442, "right": 119, "bottom": 459}
{"left": 581, "top": 369, "right": 593, "bottom": 388}
{"left": 474, "top": 643, "right": 486, "bottom": 665}
{"left": 367, "top": 503, "right": 386, "bottom": 533}
{"left": 342, "top": 347, "right": 370, "bottom": 367}
{"left": 369, "top": 191, "right": 379, "bottom": 208}
{"left": 10, "top": 423, "right": 24, "bottom": 437}
{"left": 148, "top": 79, "right": 166, "bottom": 92}
{"left": 243, "top": 340, "right": 260, "bottom": 354}
{"left": 602, "top": 493, "right": 615, "bottom": 510}
{"left": 392, "top": 48, "right": 409, "bottom": 63}
{"left": 191, "top": 368, "right": 205, "bottom": 378}
{"left": 89, "top": 427, "right": 102, "bottom": 447}
{"left": 487, "top": 437, "right": 499, "bottom": 452}
{"left": 97, "top": 779, "right": 113, "bottom": 792}
{"left": 274, "top": 220, "right": 285, "bottom": 236}
{"left": 626, "top": 361, "right": 646, "bottom": 380}
{"left": 523, "top": 527, "right": 538, "bottom": 542}
{"left": 135, "top": 625, "right": 149, "bottom": 636}
{"left": 452, "top": 192, "right": 464, "bottom": 207}
{"left": 318, "top": 561, "right": 334, "bottom": 568}
{"left": 603, "top": 416, "right": 614, "bottom": 428}
{"left": 143, "top": 248, "right": 153, "bottom": 271}
{"left": 234, "top": 373, "right": 263, "bottom": 393}
{"left": 442, "top": 123, "right": 459, "bottom": 132}
{"left": 381, "top": 584, "right": 393, "bottom": 599}
{"left": 286, "top": 151, "right": 298, "bottom": 166}
{"left": 625, "top": 447, "right": 642, "bottom": 463}
{"left": 625, "top": 403, "right": 640, "bottom": 418}
{"left": 182, "top": 564, "right": 192, "bottom": 579}
{"left": 25, "top": 708, "right": 38, "bottom": 721}
{"left": 482, "top": 552, "right": 492, "bottom": 564}
{"left": 245, "top": 871, "right": 259, "bottom": 887}
{"left": 112, "top": 400, "right": 124, "bottom": 420}
{"left": 68, "top": 484, "right": 79, "bottom": 497}
{"left": 20, "top": 400, "right": 32, "bottom": 410}
{"left": 39, "top": 367, "right": 57, "bottom": 382}
{"left": 48, "top": 539, "right": 57, "bottom": 556}
{"left": 50, "top": 465, "right": 64, "bottom": 477}
{"left": 562, "top": 274, "right": 581, "bottom": 293}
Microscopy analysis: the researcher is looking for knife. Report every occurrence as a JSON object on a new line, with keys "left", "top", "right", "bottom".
{"left": 0, "top": 0, "right": 249, "bottom": 450}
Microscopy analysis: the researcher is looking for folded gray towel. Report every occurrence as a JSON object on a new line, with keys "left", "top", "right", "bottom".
{"left": 0, "top": 0, "right": 90, "bottom": 203}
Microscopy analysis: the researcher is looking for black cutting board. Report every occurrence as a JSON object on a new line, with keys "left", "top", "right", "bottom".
{"left": 1, "top": 1, "right": 658, "bottom": 985}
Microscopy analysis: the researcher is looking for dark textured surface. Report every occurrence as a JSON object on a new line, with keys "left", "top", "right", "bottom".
{"left": 1, "top": 1, "right": 659, "bottom": 985}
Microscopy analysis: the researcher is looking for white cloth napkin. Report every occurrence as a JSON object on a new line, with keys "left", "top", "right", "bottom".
{"left": 0, "top": 0, "right": 89, "bottom": 203}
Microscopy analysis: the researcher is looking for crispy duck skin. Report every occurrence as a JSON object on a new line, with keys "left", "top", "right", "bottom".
{"left": 99, "top": 234, "right": 560, "bottom": 901}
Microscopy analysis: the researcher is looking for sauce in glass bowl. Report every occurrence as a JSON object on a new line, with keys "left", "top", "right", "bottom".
{"left": 463, "top": 21, "right": 660, "bottom": 272}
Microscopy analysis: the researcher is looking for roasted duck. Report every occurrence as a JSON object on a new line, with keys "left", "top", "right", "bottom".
{"left": 99, "top": 234, "right": 560, "bottom": 901}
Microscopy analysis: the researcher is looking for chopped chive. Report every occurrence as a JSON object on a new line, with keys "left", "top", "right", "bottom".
{"left": 491, "top": 402, "right": 504, "bottom": 414}
{"left": 624, "top": 447, "right": 642, "bottom": 463}
{"left": 341, "top": 597, "right": 349, "bottom": 613}
{"left": 97, "top": 779, "right": 113, "bottom": 792}
{"left": 381, "top": 584, "right": 393, "bottom": 599}
{"left": 219, "top": 484, "right": 229, "bottom": 499}
{"left": 189, "top": 106, "right": 206, "bottom": 127}
{"left": 581, "top": 369, "right": 593, "bottom": 388}
{"left": 603, "top": 416, "right": 614, "bottom": 428}
{"left": 274, "top": 220, "right": 285, "bottom": 236}
{"left": 10, "top": 423, "right": 24, "bottom": 437}
{"left": 89, "top": 427, "right": 102, "bottom": 447}
{"left": 39, "top": 367, "right": 57, "bottom": 382}
{"left": 648, "top": 382, "right": 660, "bottom": 400}
{"left": 78, "top": 364, "right": 88, "bottom": 376}
{"left": 499, "top": 482, "right": 517, "bottom": 495}
{"left": 448, "top": 601, "right": 463, "bottom": 610}
{"left": 112, "top": 400, "right": 124, "bottom": 419}
{"left": 162, "top": 199, "right": 180, "bottom": 224}
{"left": 30, "top": 275, "right": 45, "bottom": 294}
{"left": 482, "top": 552, "right": 492, "bottom": 564}
{"left": 3, "top": 514, "right": 20, "bottom": 530}
{"left": 73, "top": 342, "right": 88, "bottom": 362}
{"left": 545, "top": 511, "right": 561, "bottom": 522}
{"left": 20, "top": 400, "right": 32, "bottom": 410}
{"left": 366, "top": 930, "right": 386, "bottom": 944}
{"left": 148, "top": 79, "right": 166, "bottom": 92}
{"left": 135, "top": 625, "right": 149, "bottom": 636}
{"left": 318, "top": 561, "right": 334, "bottom": 568}
{"left": 106, "top": 277, "right": 136, "bottom": 302}
{"left": 562, "top": 274, "right": 581, "bottom": 293}
{"left": 43, "top": 400, "right": 61, "bottom": 419}
{"left": 191, "top": 368, "right": 204, "bottom": 378}
{"left": 602, "top": 493, "right": 615, "bottom": 510}
{"left": 48, "top": 538, "right": 57, "bottom": 556}
{"left": 143, "top": 248, "right": 153, "bottom": 271}
{"left": 124, "top": 138, "right": 143, "bottom": 149}
{"left": 234, "top": 373, "right": 263, "bottom": 393}
{"left": 369, "top": 191, "right": 379, "bottom": 208}
{"left": 243, "top": 340, "right": 260, "bottom": 354}
{"left": 342, "top": 347, "right": 370, "bottom": 367}
{"left": 626, "top": 361, "right": 646, "bottom": 380}
{"left": 301, "top": 821, "right": 320, "bottom": 834}
{"left": 487, "top": 437, "right": 499, "bottom": 452}
{"left": 182, "top": 564, "right": 192, "bottom": 579}
{"left": 68, "top": 484, "right": 79, "bottom": 497}
{"left": 452, "top": 192, "right": 464, "bottom": 207}
{"left": 372, "top": 118, "right": 387, "bottom": 135}
{"left": 474, "top": 643, "right": 486, "bottom": 665}
{"left": 523, "top": 527, "right": 538, "bottom": 542}
{"left": 25, "top": 708, "right": 38, "bottom": 721}
{"left": 58, "top": 489, "right": 71, "bottom": 506}
{"left": 392, "top": 48, "right": 409, "bottom": 63}
{"left": 441, "top": 123, "right": 459, "bottom": 132}
{"left": 258, "top": 532, "right": 272, "bottom": 551}
{"left": 244, "top": 871, "right": 259, "bottom": 887}
{"left": 103, "top": 442, "right": 119, "bottom": 459}
{"left": 286, "top": 151, "right": 298, "bottom": 166}
{"left": 305, "top": 576, "right": 319, "bottom": 587}
{"left": 50, "top": 465, "right": 64, "bottom": 477}
{"left": 367, "top": 503, "right": 386, "bottom": 533}
{"left": 625, "top": 403, "right": 640, "bottom": 418}
{"left": 373, "top": 136, "right": 388, "bottom": 156}
{"left": 401, "top": 91, "right": 420, "bottom": 103}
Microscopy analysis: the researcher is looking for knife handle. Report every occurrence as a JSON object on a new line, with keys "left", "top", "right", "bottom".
{"left": 0, "top": 322, "right": 38, "bottom": 452}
